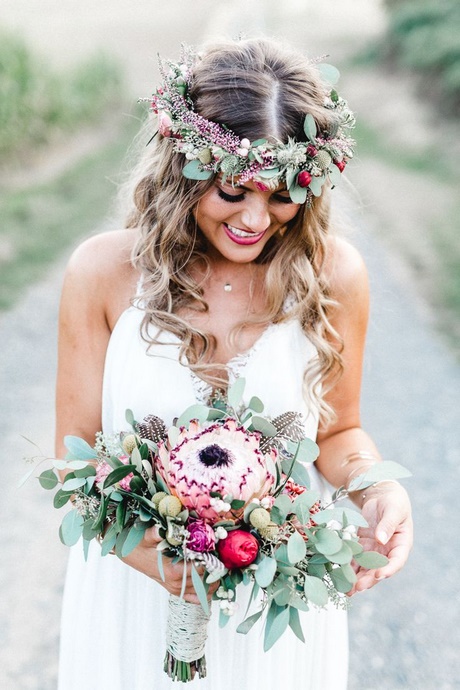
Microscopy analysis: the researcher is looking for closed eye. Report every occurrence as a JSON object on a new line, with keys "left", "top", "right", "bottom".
{"left": 272, "top": 194, "right": 294, "bottom": 204}
{"left": 217, "top": 188, "right": 245, "bottom": 203}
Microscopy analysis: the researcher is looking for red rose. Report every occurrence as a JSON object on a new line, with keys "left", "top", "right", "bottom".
{"left": 217, "top": 529, "right": 259, "bottom": 569}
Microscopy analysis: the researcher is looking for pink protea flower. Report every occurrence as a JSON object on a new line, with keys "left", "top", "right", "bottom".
{"left": 155, "top": 419, "right": 275, "bottom": 523}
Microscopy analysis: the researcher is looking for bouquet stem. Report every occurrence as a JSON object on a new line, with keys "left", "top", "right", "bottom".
{"left": 164, "top": 594, "right": 211, "bottom": 682}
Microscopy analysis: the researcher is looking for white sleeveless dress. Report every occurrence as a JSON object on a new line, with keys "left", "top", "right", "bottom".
{"left": 58, "top": 301, "right": 348, "bottom": 690}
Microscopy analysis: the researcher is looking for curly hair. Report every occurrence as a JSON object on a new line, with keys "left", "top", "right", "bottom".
{"left": 124, "top": 38, "right": 344, "bottom": 425}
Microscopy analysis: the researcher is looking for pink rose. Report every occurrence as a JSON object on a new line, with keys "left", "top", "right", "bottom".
{"left": 186, "top": 520, "right": 216, "bottom": 552}
{"left": 158, "top": 110, "right": 172, "bottom": 137}
{"left": 217, "top": 530, "right": 259, "bottom": 569}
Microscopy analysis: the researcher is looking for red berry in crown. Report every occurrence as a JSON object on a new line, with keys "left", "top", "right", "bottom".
{"left": 334, "top": 159, "right": 346, "bottom": 172}
{"left": 306, "top": 144, "right": 318, "bottom": 157}
{"left": 297, "top": 171, "right": 312, "bottom": 188}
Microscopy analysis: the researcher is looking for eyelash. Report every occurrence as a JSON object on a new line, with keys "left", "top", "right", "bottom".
{"left": 217, "top": 188, "right": 293, "bottom": 205}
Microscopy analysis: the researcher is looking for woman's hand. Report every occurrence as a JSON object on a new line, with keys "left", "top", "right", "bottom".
{"left": 121, "top": 526, "right": 218, "bottom": 604}
{"left": 348, "top": 481, "right": 413, "bottom": 596}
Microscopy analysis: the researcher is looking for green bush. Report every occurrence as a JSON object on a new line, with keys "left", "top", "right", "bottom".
{"left": 383, "top": 0, "right": 460, "bottom": 112}
{"left": 0, "top": 30, "right": 123, "bottom": 160}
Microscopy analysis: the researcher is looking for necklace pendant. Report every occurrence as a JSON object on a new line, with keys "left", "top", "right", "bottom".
{"left": 223, "top": 283, "right": 232, "bottom": 292}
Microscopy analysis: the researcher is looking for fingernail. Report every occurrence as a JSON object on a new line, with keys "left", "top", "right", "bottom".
{"left": 377, "top": 530, "right": 388, "bottom": 545}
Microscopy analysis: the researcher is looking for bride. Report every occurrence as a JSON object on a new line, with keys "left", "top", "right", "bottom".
{"left": 55, "top": 37, "right": 412, "bottom": 689}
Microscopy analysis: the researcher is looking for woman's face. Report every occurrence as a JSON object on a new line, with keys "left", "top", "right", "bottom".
{"left": 193, "top": 178, "right": 301, "bottom": 264}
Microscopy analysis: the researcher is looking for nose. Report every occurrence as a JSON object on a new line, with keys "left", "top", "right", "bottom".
{"left": 240, "top": 195, "right": 271, "bottom": 233}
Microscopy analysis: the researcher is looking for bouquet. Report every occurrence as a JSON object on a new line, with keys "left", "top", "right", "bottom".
{"left": 27, "top": 378, "right": 410, "bottom": 682}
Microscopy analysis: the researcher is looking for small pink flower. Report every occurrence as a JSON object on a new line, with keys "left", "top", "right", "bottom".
{"left": 158, "top": 110, "right": 173, "bottom": 137}
{"left": 254, "top": 181, "right": 269, "bottom": 192}
{"left": 186, "top": 519, "right": 216, "bottom": 552}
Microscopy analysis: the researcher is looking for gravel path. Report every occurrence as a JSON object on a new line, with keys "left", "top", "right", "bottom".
{"left": 2, "top": 1, "right": 459, "bottom": 688}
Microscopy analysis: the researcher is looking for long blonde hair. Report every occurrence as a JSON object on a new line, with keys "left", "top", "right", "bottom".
{"left": 125, "top": 38, "right": 343, "bottom": 425}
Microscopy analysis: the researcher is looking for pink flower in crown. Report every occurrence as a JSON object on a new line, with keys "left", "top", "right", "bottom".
{"left": 158, "top": 110, "right": 173, "bottom": 137}
{"left": 155, "top": 419, "right": 276, "bottom": 523}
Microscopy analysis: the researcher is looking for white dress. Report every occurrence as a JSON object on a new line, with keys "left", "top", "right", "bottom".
{"left": 58, "top": 301, "right": 348, "bottom": 690}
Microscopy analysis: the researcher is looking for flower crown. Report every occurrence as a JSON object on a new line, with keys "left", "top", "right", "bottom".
{"left": 146, "top": 47, "right": 356, "bottom": 205}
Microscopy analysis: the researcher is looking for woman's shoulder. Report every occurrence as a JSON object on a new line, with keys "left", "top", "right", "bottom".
{"left": 66, "top": 228, "right": 138, "bottom": 277}
{"left": 323, "top": 235, "right": 369, "bottom": 303}
{"left": 62, "top": 229, "right": 140, "bottom": 325}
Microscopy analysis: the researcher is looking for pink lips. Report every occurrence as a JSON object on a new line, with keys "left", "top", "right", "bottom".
{"left": 223, "top": 223, "right": 266, "bottom": 246}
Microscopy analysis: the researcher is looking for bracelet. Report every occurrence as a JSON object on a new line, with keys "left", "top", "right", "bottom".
{"left": 341, "top": 450, "right": 381, "bottom": 492}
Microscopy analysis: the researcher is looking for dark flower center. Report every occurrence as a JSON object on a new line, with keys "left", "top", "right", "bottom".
{"left": 199, "top": 444, "right": 232, "bottom": 468}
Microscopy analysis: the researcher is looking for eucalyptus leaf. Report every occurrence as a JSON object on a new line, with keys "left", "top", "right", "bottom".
{"left": 313, "top": 507, "right": 368, "bottom": 528}
{"left": 177, "top": 404, "right": 209, "bottom": 428}
{"left": 347, "top": 461, "right": 412, "bottom": 492}
{"left": 64, "top": 436, "right": 97, "bottom": 460}
{"left": 296, "top": 438, "right": 320, "bottom": 464}
{"left": 101, "top": 524, "right": 118, "bottom": 556}
{"left": 287, "top": 530, "right": 307, "bottom": 564}
{"left": 288, "top": 184, "right": 308, "bottom": 204}
{"left": 38, "top": 469, "right": 58, "bottom": 490}
{"left": 271, "top": 494, "right": 293, "bottom": 525}
{"left": 62, "top": 477, "right": 87, "bottom": 491}
{"left": 309, "top": 175, "right": 326, "bottom": 197}
{"left": 340, "top": 563, "right": 358, "bottom": 584}
{"left": 264, "top": 603, "right": 290, "bottom": 652}
{"left": 303, "top": 114, "right": 317, "bottom": 140}
{"left": 289, "top": 594, "right": 310, "bottom": 612}
{"left": 329, "top": 566, "right": 353, "bottom": 594}
{"left": 236, "top": 609, "right": 263, "bottom": 635}
{"left": 274, "top": 586, "right": 291, "bottom": 607}
{"left": 250, "top": 417, "right": 277, "bottom": 436}
{"left": 314, "top": 529, "right": 343, "bottom": 556}
{"left": 285, "top": 168, "right": 298, "bottom": 191}
{"left": 18, "top": 465, "right": 38, "bottom": 488}
{"left": 255, "top": 556, "right": 277, "bottom": 587}
{"left": 284, "top": 459, "right": 311, "bottom": 489}
{"left": 248, "top": 396, "right": 264, "bottom": 413}
{"left": 289, "top": 606, "right": 306, "bottom": 643}
{"left": 53, "top": 489, "right": 73, "bottom": 509}
{"left": 303, "top": 575, "right": 329, "bottom": 606}
{"left": 329, "top": 542, "right": 353, "bottom": 565}
{"left": 121, "top": 522, "right": 147, "bottom": 557}
{"left": 125, "top": 409, "right": 136, "bottom": 427}
{"left": 328, "top": 164, "right": 342, "bottom": 187}
{"left": 182, "top": 159, "right": 213, "bottom": 180}
{"left": 354, "top": 551, "right": 389, "bottom": 569}
{"left": 168, "top": 425, "right": 181, "bottom": 447}
{"left": 318, "top": 63, "right": 340, "bottom": 86}
{"left": 191, "top": 564, "right": 210, "bottom": 615}
{"left": 130, "top": 446, "right": 143, "bottom": 473}
{"left": 74, "top": 465, "right": 97, "bottom": 478}
{"left": 257, "top": 167, "right": 281, "bottom": 179}
{"left": 59, "top": 510, "right": 84, "bottom": 546}
{"left": 227, "top": 377, "right": 246, "bottom": 410}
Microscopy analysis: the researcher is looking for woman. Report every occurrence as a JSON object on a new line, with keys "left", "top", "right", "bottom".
{"left": 55, "top": 38, "right": 412, "bottom": 689}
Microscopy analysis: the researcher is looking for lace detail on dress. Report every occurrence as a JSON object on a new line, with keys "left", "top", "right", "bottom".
{"left": 189, "top": 370, "right": 214, "bottom": 405}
